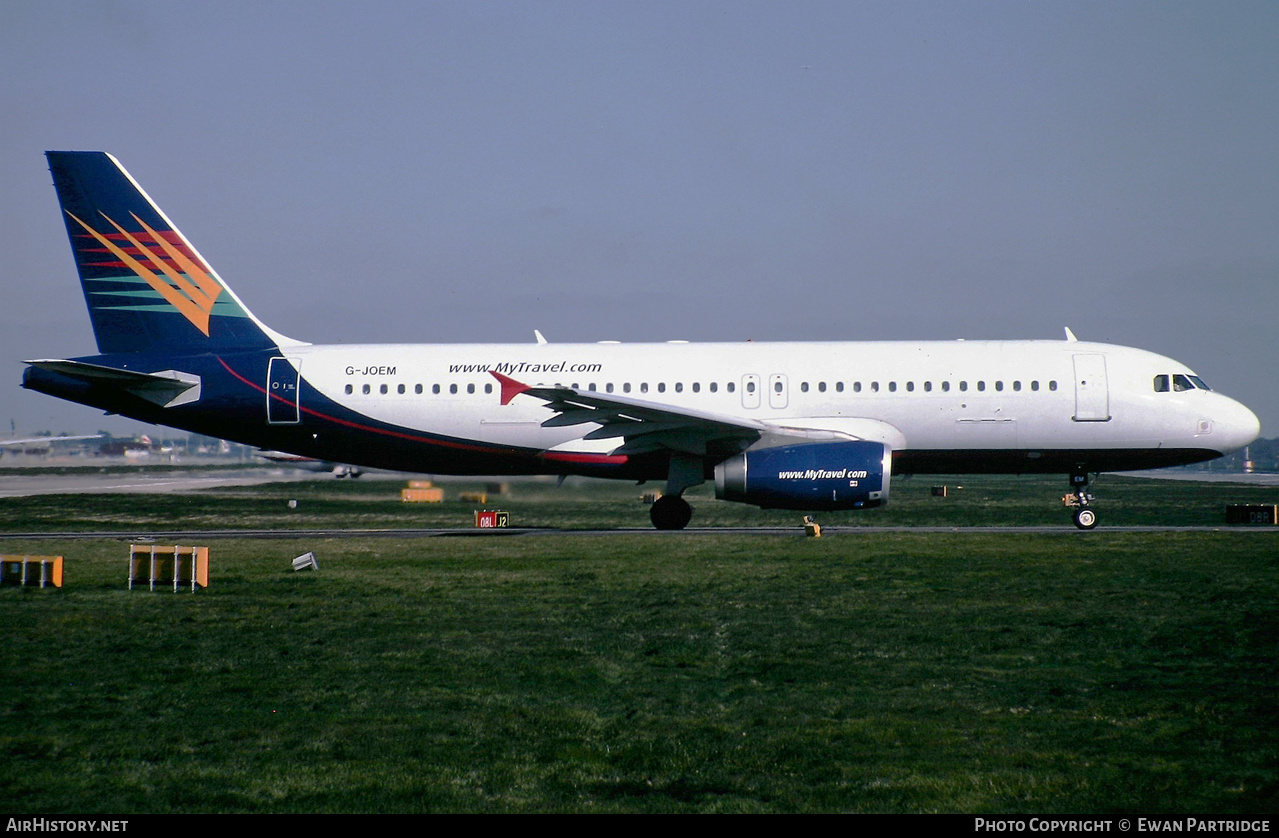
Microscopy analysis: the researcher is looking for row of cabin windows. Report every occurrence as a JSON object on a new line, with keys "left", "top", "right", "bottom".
{"left": 342, "top": 379, "right": 1061, "bottom": 396}
{"left": 796, "top": 379, "right": 1058, "bottom": 394}
{"left": 344, "top": 382, "right": 496, "bottom": 396}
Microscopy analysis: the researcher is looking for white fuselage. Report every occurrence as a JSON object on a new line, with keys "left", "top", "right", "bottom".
{"left": 280, "top": 337, "right": 1259, "bottom": 469}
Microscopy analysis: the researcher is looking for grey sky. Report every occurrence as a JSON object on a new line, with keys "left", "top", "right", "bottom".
{"left": 3, "top": 1, "right": 1276, "bottom": 437}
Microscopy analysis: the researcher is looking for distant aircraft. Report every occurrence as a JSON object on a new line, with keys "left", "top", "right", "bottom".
{"left": 0, "top": 434, "right": 101, "bottom": 457}
{"left": 23, "top": 152, "right": 1260, "bottom": 528}
{"left": 96, "top": 436, "right": 153, "bottom": 459}
{"left": 258, "top": 451, "right": 365, "bottom": 478}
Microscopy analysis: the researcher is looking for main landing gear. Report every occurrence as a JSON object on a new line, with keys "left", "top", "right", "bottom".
{"left": 650, "top": 494, "right": 693, "bottom": 530}
{"left": 1064, "top": 471, "right": 1098, "bottom": 530}
{"left": 650, "top": 454, "right": 701, "bottom": 530}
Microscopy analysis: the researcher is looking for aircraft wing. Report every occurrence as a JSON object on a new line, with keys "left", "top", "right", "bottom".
{"left": 492, "top": 371, "right": 766, "bottom": 457}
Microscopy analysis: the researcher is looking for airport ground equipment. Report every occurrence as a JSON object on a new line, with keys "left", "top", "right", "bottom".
{"left": 402, "top": 480, "right": 444, "bottom": 503}
{"left": 475, "top": 511, "right": 510, "bottom": 528}
{"left": 0, "top": 555, "right": 63, "bottom": 588}
{"left": 128, "top": 544, "right": 209, "bottom": 591}
{"left": 1225, "top": 504, "right": 1279, "bottom": 525}
{"left": 292, "top": 551, "right": 319, "bottom": 571}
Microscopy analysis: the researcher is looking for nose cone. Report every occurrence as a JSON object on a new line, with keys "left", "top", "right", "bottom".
{"left": 1212, "top": 396, "right": 1261, "bottom": 454}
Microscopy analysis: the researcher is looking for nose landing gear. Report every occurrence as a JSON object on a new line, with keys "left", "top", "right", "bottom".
{"left": 1063, "top": 472, "right": 1098, "bottom": 529}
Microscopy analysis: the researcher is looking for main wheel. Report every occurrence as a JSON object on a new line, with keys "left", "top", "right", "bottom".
{"left": 650, "top": 495, "right": 693, "bottom": 530}
{"left": 1073, "top": 507, "right": 1098, "bottom": 530}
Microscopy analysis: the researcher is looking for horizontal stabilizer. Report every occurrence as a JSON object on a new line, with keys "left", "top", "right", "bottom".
{"left": 24, "top": 359, "right": 201, "bottom": 407}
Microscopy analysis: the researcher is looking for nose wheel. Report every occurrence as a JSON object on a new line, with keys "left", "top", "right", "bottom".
{"left": 1072, "top": 507, "right": 1098, "bottom": 530}
{"left": 1065, "top": 472, "right": 1098, "bottom": 529}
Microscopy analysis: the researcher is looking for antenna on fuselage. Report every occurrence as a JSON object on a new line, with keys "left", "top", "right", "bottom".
{"left": 1064, "top": 327, "right": 1079, "bottom": 342}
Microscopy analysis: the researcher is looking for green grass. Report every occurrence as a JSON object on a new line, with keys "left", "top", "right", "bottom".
{"left": 0, "top": 475, "right": 1276, "bottom": 812}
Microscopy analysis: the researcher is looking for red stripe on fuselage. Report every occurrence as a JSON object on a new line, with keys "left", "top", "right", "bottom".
{"left": 215, "top": 357, "right": 625, "bottom": 462}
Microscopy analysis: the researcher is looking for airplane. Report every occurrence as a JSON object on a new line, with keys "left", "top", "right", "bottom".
{"left": 258, "top": 450, "right": 366, "bottom": 478}
{"left": 0, "top": 433, "right": 101, "bottom": 457}
{"left": 22, "top": 151, "right": 1261, "bottom": 529}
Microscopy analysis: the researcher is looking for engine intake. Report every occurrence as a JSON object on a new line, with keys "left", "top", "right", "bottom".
{"left": 714, "top": 440, "right": 891, "bottom": 510}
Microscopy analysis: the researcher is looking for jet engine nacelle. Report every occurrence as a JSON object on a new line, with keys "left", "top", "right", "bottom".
{"left": 714, "top": 440, "right": 891, "bottom": 511}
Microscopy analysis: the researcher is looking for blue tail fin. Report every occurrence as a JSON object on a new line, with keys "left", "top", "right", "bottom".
{"left": 46, "top": 151, "right": 290, "bottom": 354}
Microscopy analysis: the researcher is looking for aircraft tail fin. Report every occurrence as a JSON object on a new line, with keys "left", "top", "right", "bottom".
{"left": 45, "top": 151, "right": 299, "bottom": 354}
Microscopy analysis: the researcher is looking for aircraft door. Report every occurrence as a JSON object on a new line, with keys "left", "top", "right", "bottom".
{"left": 1072, "top": 354, "right": 1110, "bottom": 422}
{"left": 267, "top": 357, "right": 302, "bottom": 424}
{"left": 741, "top": 374, "right": 761, "bottom": 409}
{"left": 768, "top": 374, "right": 789, "bottom": 410}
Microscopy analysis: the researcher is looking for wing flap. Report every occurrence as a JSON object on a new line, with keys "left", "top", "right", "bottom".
{"left": 488, "top": 372, "right": 907, "bottom": 461}
{"left": 492, "top": 371, "right": 771, "bottom": 458}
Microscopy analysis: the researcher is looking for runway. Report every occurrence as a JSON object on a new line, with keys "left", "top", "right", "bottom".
{"left": 1, "top": 465, "right": 1274, "bottom": 538}
{"left": 2, "top": 525, "right": 1276, "bottom": 541}
{"left": 0, "top": 466, "right": 391, "bottom": 498}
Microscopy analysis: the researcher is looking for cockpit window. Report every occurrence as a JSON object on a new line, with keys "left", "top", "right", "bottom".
{"left": 1157, "top": 373, "right": 1212, "bottom": 392}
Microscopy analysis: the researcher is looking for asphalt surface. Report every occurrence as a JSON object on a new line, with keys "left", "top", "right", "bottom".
{"left": 1, "top": 465, "right": 1274, "bottom": 538}
{"left": 1, "top": 526, "right": 1276, "bottom": 542}
{"left": 0, "top": 466, "right": 341, "bottom": 498}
